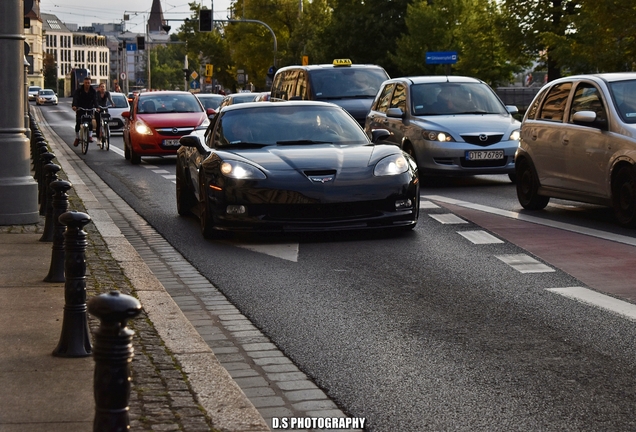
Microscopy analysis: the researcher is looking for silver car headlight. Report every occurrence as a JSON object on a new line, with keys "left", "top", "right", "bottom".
{"left": 421, "top": 129, "right": 454, "bottom": 142}
{"left": 509, "top": 129, "right": 521, "bottom": 141}
{"left": 221, "top": 161, "right": 266, "bottom": 179}
{"left": 374, "top": 154, "right": 409, "bottom": 176}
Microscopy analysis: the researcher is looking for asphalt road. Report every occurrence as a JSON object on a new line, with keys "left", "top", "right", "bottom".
{"left": 39, "top": 101, "right": 636, "bottom": 431}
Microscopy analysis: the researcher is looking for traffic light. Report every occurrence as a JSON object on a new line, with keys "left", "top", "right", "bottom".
{"left": 199, "top": 9, "right": 213, "bottom": 32}
{"left": 137, "top": 36, "right": 145, "bottom": 50}
{"left": 205, "top": 64, "right": 213, "bottom": 77}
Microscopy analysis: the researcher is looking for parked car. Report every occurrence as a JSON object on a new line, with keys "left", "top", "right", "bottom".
{"left": 270, "top": 59, "right": 389, "bottom": 126}
{"left": 105, "top": 92, "right": 130, "bottom": 134}
{"left": 515, "top": 72, "right": 636, "bottom": 226}
{"left": 365, "top": 76, "right": 520, "bottom": 181}
{"left": 122, "top": 91, "right": 208, "bottom": 164}
{"left": 28, "top": 85, "right": 42, "bottom": 101}
{"left": 35, "top": 89, "right": 58, "bottom": 105}
{"left": 176, "top": 101, "right": 419, "bottom": 238}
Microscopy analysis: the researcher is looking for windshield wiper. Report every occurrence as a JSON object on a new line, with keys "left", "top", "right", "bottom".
{"left": 276, "top": 140, "right": 332, "bottom": 145}
{"left": 223, "top": 141, "right": 269, "bottom": 148}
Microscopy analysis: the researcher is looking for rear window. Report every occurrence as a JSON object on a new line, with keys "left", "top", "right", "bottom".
{"left": 309, "top": 68, "right": 388, "bottom": 99}
{"left": 111, "top": 94, "right": 129, "bottom": 108}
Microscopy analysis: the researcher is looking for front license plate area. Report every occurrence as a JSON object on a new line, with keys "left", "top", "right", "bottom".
{"left": 163, "top": 139, "right": 181, "bottom": 147}
{"left": 465, "top": 150, "right": 504, "bottom": 160}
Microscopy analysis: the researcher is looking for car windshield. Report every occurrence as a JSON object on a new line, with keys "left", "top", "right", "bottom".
{"left": 410, "top": 82, "right": 508, "bottom": 116}
{"left": 111, "top": 94, "right": 129, "bottom": 108}
{"left": 310, "top": 68, "right": 388, "bottom": 99}
{"left": 232, "top": 94, "right": 258, "bottom": 104}
{"left": 609, "top": 79, "right": 636, "bottom": 124}
{"left": 39, "top": 90, "right": 54, "bottom": 95}
{"left": 214, "top": 105, "right": 369, "bottom": 147}
{"left": 138, "top": 94, "right": 203, "bottom": 114}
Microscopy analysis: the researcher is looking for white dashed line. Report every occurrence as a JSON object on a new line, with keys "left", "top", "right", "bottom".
{"left": 496, "top": 254, "right": 555, "bottom": 273}
{"left": 547, "top": 287, "right": 636, "bottom": 321}
{"left": 429, "top": 214, "right": 468, "bottom": 224}
{"left": 420, "top": 200, "right": 440, "bottom": 209}
{"left": 458, "top": 230, "right": 504, "bottom": 244}
{"left": 152, "top": 169, "right": 171, "bottom": 174}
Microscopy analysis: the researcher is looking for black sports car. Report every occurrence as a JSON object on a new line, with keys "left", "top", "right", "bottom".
{"left": 176, "top": 100, "right": 419, "bottom": 238}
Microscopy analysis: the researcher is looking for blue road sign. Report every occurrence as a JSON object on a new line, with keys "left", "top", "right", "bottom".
{"left": 126, "top": 43, "right": 137, "bottom": 52}
{"left": 426, "top": 51, "right": 458, "bottom": 65}
{"left": 190, "top": 80, "right": 200, "bottom": 89}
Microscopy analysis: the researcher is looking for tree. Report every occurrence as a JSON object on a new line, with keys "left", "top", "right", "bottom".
{"left": 43, "top": 53, "right": 57, "bottom": 89}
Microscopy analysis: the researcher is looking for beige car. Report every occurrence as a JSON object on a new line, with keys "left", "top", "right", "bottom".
{"left": 516, "top": 72, "right": 636, "bottom": 226}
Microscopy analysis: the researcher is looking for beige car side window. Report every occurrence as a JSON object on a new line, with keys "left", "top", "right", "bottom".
{"left": 569, "top": 83, "right": 607, "bottom": 123}
{"left": 538, "top": 83, "right": 572, "bottom": 122}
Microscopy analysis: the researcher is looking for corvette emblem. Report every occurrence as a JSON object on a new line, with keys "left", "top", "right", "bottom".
{"left": 309, "top": 176, "right": 334, "bottom": 183}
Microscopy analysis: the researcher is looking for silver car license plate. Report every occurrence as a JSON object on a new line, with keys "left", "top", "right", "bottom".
{"left": 163, "top": 139, "right": 181, "bottom": 147}
{"left": 465, "top": 150, "right": 504, "bottom": 160}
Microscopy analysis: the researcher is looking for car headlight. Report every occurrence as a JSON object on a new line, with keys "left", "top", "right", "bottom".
{"left": 509, "top": 129, "right": 521, "bottom": 141}
{"left": 220, "top": 161, "right": 266, "bottom": 179}
{"left": 374, "top": 154, "right": 409, "bottom": 176}
{"left": 421, "top": 129, "right": 454, "bottom": 142}
{"left": 200, "top": 118, "right": 210, "bottom": 128}
{"left": 134, "top": 119, "right": 153, "bottom": 135}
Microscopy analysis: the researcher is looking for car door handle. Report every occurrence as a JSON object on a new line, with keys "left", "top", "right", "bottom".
{"left": 562, "top": 138, "right": 569, "bottom": 145}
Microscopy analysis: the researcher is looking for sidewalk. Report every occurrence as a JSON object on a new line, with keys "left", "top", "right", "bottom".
{"left": 0, "top": 118, "right": 269, "bottom": 430}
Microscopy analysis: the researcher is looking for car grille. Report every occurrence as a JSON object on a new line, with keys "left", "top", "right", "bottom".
{"left": 460, "top": 157, "right": 509, "bottom": 167}
{"left": 255, "top": 201, "right": 389, "bottom": 221}
{"left": 155, "top": 127, "right": 195, "bottom": 137}
{"left": 461, "top": 134, "right": 503, "bottom": 146}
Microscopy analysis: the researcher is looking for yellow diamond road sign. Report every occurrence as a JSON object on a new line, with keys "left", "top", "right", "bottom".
{"left": 191, "top": 71, "right": 198, "bottom": 80}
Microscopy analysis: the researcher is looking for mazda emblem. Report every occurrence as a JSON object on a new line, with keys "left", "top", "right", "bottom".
{"left": 479, "top": 134, "right": 488, "bottom": 141}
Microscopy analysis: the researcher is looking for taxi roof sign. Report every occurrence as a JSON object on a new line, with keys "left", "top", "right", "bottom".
{"left": 333, "top": 59, "right": 352, "bottom": 67}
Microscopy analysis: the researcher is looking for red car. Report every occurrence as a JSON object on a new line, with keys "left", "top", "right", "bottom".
{"left": 122, "top": 91, "right": 210, "bottom": 164}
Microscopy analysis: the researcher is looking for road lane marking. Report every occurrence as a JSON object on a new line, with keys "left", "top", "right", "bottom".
{"left": 232, "top": 242, "right": 299, "bottom": 262}
{"left": 496, "top": 254, "right": 555, "bottom": 273}
{"left": 547, "top": 287, "right": 636, "bottom": 321}
{"left": 420, "top": 200, "right": 440, "bottom": 209}
{"left": 429, "top": 214, "right": 468, "bottom": 224}
{"left": 423, "top": 195, "right": 636, "bottom": 247}
{"left": 458, "top": 230, "right": 504, "bottom": 244}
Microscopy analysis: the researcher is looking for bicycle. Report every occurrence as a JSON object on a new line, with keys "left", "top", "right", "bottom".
{"left": 97, "top": 106, "right": 111, "bottom": 151}
{"left": 77, "top": 108, "right": 96, "bottom": 155}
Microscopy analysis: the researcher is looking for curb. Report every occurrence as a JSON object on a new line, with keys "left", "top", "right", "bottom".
{"left": 31, "top": 107, "right": 270, "bottom": 432}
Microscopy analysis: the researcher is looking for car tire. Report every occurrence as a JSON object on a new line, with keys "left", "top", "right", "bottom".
{"left": 403, "top": 143, "right": 418, "bottom": 168}
{"left": 508, "top": 173, "right": 517, "bottom": 183}
{"left": 129, "top": 140, "right": 141, "bottom": 165}
{"left": 611, "top": 165, "right": 636, "bottom": 227}
{"left": 176, "top": 160, "right": 195, "bottom": 216}
{"left": 199, "top": 178, "right": 218, "bottom": 239}
{"left": 516, "top": 158, "right": 549, "bottom": 210}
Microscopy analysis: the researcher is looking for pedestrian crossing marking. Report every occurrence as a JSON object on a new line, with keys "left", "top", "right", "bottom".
{"left": 496, "top": 254, "right": 554, "bottom": 273}
{"left": 547, "top": 287, "right": 636, "bottom": 321}
{"left": 458, "top": 230, "right": 504, "bottom": 244}
{"left": 429, "top": 213, "right": 468, "bottom": 224}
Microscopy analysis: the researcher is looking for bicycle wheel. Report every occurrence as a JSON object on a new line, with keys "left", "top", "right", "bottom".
{"left": 103, "top": 123, "right": 110, "bottom": 151}
{"left": 80, "top": 125, "right": 89, "bottom": 155}
{"left": 98, "top": 122, "right": 104, "bottom": 150}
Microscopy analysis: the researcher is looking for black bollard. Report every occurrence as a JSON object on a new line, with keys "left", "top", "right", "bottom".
{"left": 88, "top": 291, "right": 142, "bottom": 432}
{"left": 44, "top": 180, "right": 72, "bottom": 282}
{"left": 52, "top": 211, "right": 93, "bottom": 358}
{"left": 38, "top": 151, "right": 55, "bottom": 209}
{"left": 36, "top": 144, "right": 51, "bottom": 185}
{"left": 39, "top": 163, "right": 61, "bottom": 240}
{"left": 30, "top": 130, "right": 43, "bottom": 161}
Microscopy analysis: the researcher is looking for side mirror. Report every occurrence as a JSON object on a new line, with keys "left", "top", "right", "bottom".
{"left": 572, "top": 110, "right": 607, "bottom": 129}
{"left": 506, "top": 105, "right": 519, "bottom": 115}
{"left": 206, "top": 108, "right": 216, "bottom": 118}
{"left": 121, "top": 111, "right": 130, "bottom": 119}
{"left": 371, "top": 128, "right": 391, "bottom": 143}
{"left": 386, "top": 107, "right": 404, "bottom": 118}
{"left": 180, "top": 134, "right": 209, "bottom": 154}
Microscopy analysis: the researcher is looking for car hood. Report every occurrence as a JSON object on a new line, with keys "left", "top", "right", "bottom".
{"left": 219, "top": 144, "right": 399, "bottom": 171}
{"left": 412, "top": 114, "right": 520, "bottom": 135}
{"left": 137, "top": 112, "right": 206, "bottom": 127}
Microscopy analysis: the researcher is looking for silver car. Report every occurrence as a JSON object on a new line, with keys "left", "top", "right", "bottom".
{"left": 106, "top": 92, "right": 130, "bottom": 134}
{"left": 516, "top": 72, "right": 636, "bottom": 226}
{"left": 365, "top": 76, "right": 520, "bottom": 181}
{"left": 36, "top": 89, "right": 58, "bottom": 105}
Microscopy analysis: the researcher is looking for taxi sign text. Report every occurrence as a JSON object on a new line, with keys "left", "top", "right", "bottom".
{"left": 333, "top": 58, "right": 352, "bottom": 67}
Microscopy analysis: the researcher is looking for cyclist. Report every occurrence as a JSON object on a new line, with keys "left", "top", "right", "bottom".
{"left": 72, "top": 76, "right": 98, "bottom": 146}
{"left": 95, "top": 83, "right": 114, "bottom": 139}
